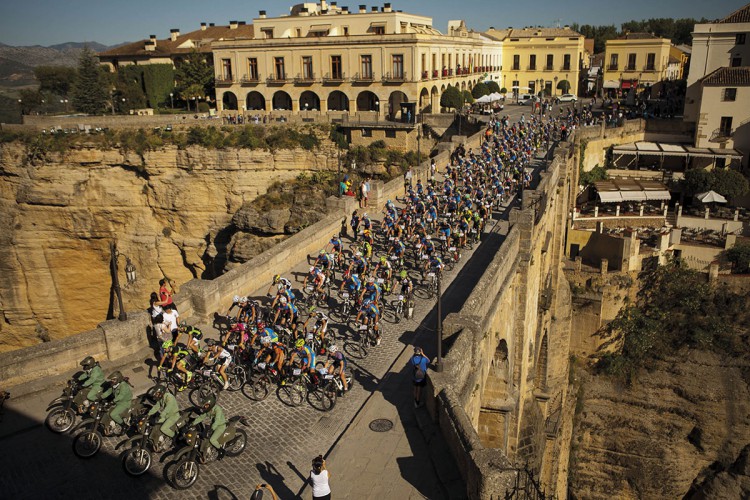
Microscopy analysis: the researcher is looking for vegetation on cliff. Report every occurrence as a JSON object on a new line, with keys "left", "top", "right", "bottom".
{"left": 596, "top": 262, "right": 749, "bottom": 383}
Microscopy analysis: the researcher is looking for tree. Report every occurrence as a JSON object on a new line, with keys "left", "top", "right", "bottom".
{"left": 724, "top": 243, "right": 750, "bottom": 274}
{"left": 34, "top": 66, "right": 77, "bottom": 96}
{"left": 711, "top": 168, "right": 749, "bottom": 200}
{"left": 142, "top": 64, "right": 175, "bottom": 109}
{"left": 471, "top": 82, "right": 490, "bottom": 99}
{"left": 486, "top": 81, "right": 500, "bottom": 94}
{"left": 683, "top": 168, "right": 713, "bottom": 195}
{"left": 18, "top": 89, "right": 44, "bottom": 114}
{"left": 557, "top": 80, "right": 571, "bottom": 94}
{"left": 175, "top": 50, "right": 214, "bottom": 105}
{"left": 440, "top": 85, "right": 463, "bottom": 111}
{"left": 462, "top": 90, "right": 474, "bottom": 104}
{"left": 71, "top": 47, "right": 108, "bottom": 114}
{"left": 500, "top": 87, "right": 508, "bottom": 94}
{"left": 115, "top": 65, "right": 147, "bottom": 112}
{"left": 179, "top": 83, "right": 207, "bottom": 111}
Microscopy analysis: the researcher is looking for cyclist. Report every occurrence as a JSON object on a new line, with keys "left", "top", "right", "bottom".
{"left": 304, "top": 311, "right": 329, "bottom": 345}
{"left": 256, "top": 336, "right": 286, "bottom": 374}
{"left": 190, "top": 394, "right": 226, "bottom": 457}
{"left": 226, "top": 295, "right": 246, "bottom": 321}
{"left": 272, "top": 296, "right": 297, "bottom": 327}
{"left": 429, "top": 254, "right": 445, "bottom": 275}
{"left": 204, "top": 339, "right": 232, "bottom": 390}
{"left": 252, "top": 323, "right": 279, "bottom": 346}
{"left": 314, "top": 250, "right": 333, "bottom": 274}
{"left": 178, "top": 324, "right": 203, "bottom": 354}
{"left": 222, "top": 321, "right": 248, "bottom": 349}
{"left": 389, "top": 237, "right": 406, "bottom": 266}
{"left": 374, "top": 256, "right": 393, "bottom": 292}
{"left": 270, "top": 279, "right": 295, "bottom": 309}
{"left": 326, "top": 234, "right": 344, "bottom": 265}
{"left": 75, "top": 356, "right": 105, "bottom": 406}
{"left": 359, "top": 276, "right": 381, "bottom": 306}
{"left": 303, "top": 266, "right": 327, "bottom": 297}
{"left": 267, "top": 275, "right": 293, "bottom": 302}
{"left": 146, "top": 384, "right": 179, "bottom": 450}
{"left": 348, "top": 252, "right": 368, "bottom": 278}
{"left": 239, "top": 299, "right": 260, "bottom": 324}
{"left": 399, "top": 270, "right": 414, "bottom": 299}
{"left": 324, "top": 345, "right": 348, "bottom": 393}
{"left": 288, "top": 338, "right": 315, "bottom": 376}
{"left": 339, "top": 272, "right": 361, "bottom": 299}
{"left": 355, "top": 299, "right": 382, "bottom": 346}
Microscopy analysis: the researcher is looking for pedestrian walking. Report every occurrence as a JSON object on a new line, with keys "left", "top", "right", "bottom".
{"left": 411, "top": 346, "right": 429, "bottom": 408}
{"left": 309, "top": 455, "right": 331, "bottom": 500}
{"left": 404, "top": 167, "right": 413, "bottom": 189}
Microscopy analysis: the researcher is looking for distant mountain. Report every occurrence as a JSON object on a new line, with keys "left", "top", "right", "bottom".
{"left": 0, "top": 41, "right": 124, "bottom": 88}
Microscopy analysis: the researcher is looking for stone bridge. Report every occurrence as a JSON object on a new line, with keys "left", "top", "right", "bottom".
{"left": 0, "top": 119, "right": 648, "bottom": 498}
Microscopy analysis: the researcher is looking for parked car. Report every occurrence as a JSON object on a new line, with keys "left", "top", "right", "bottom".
{"left": 517, "top": 94, "right": 534, "bottom": 105}
{"left": 558, "top": 94, "right": 578, "bottom": 103}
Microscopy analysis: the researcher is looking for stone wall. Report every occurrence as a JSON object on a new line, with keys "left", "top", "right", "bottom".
{"left": 580, "top": 120, "right": 647, "bottom": 172}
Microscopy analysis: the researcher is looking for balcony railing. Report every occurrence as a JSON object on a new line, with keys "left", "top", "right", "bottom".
{"left": 625, "top": 65, "right": 637, "bottom": 71}
{"left": 643, "top": 65, "right": 656, "bottom": 72}
{"left": 709, "top": 127, "right": 734, "bottom": 142}
{"left": 352, "top": 72, "right": 374, "bottom": 82}
{"left": 294, "top": 73, "right": 317, "bottom": 84}
{"left": 562, "top": 65, "right": 571, "bottom": 71}
{"left": 432, "top": 69, "right": 439, "bottom": 79}
{"left": 544, "top": 65, "right": 554, "bottom": 71}
{"left": 266, "top": 74, "right": 288, "bottom": 84}
{"left": 240, "top": 75, "right": 260, "bottom": 84}
{"left": 322, "top": 72, "right": 347, "bottom": 83}
{"left": 528, "top": 65, "right": 537, "bottom": 71}
{"left": 382, "top": 72, "right": 407, "bottom": 82}
{"left": 215, "top": 75, "right": 235, "bottom": 85}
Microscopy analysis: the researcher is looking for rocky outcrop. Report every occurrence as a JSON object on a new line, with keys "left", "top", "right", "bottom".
{"left": 569, "top": 349, "right": 750, "bottom": 499}
{"left": 0, "top": 140, "right": 339, "bottom": 352}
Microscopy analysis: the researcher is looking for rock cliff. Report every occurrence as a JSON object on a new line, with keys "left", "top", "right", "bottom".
{"left": 0, "top": 139, "right": 338, "bottom": 352}
{"left": 569, "top": 349, "right": 750, "bottom": 499}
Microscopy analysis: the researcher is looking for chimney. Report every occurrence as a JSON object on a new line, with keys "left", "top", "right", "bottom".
{"left": 229, "top": 20, "right": 238, "bottom": 29}
{"left": 359, "top": 4, "right": 366, "bottom": 13}
{"left": 170, "top": 29, "right": 180, "bottom": 41}
{"left": 258, "top": 10, "right": 267, "bottom": 18}
{"left": 300, "top": 7, "right": 309, "bottom": 16}
{"left": 383, "top": 2, "right": 392, "bottom": 12}
{"left": 563, "top": 25, "right": 570, "bottom": 29}
{"left": 238, "top": 21, "right": 246, "bottom": 25}
{"left": 200, "top": 22, "right": 207, "bottom": 30}
{"left": 145, "top": 35, "right": 157, "bottom": 51}
{"left": 209, "top": 23, "right": 215, "bottom": 27}
{"left": 341, "top": 6, "right": 349, "bottom": 13}
{"left": 321, "top": 0, "right": 328, "bottom": 10}
{"left": 372, "top": 6, "right": 378, "bottom": 12}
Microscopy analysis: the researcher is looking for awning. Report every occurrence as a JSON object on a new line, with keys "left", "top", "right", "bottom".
{"left": 370, "top": 21, "right": 387, "bottom": 27}
{"left": 644, "top": 190, "right": 672, "bottom": 200}
{"left": 603, "top": 80, "right": 619, "bottom": 89}
{"left": 621, "top": 191, "right": 645, "bottom": 201}
{"left": 308, "top": 24, "right": 331, "bottom": 32}
{"left": 621, "top": 80, "right": 638, "bottom": 89}
{"left": 598, "top": 191, "right": 623, "bottom": 203}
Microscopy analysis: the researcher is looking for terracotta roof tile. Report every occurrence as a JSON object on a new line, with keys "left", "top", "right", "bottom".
{"left": 616, "top": 32, "right": 660, "bottom": 40}
{"left": 701, "top": 66, "right": 750, "bottom": 86}
{"left": 718, "top": 3, "right": 750, "bottom": 23}
{"left": 484, "top": 27, "right": 583, "bottom": 40}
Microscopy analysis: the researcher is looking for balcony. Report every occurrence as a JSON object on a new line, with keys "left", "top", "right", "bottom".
{"left": 625, "top": 65, "right": 637, "bottom": 71}
{"left": 240, "top": 75, "right": 260, "bottom": 85}
{"left": 421, "top": 71, "right": 429, "bottom": 80}
{"left": 709, "top": 127, "right": 734, "bottom": 142}
{"left": 322, "top": 72, "right": 347, "bottom": 83}
{"left": 643, "top": 65, "right": 656, "bottom": 72}
{"left": 544, "top": 65, "right": 555, "bottom": 71}
{"left": 266, "top": 74, "right": 288, "bottom": 84}
{"left": 432, "top": 69, "right": 439, "bottom": 79}
{"left": 562, "top": 65, "right": 571, "bottom": 71}
{"left": 511, "top": 65, "right": 520, "bottom": 71}
{"left": 215, "top": 75, "right": 235, "bottom": 85}
{"left": 352, "top": 72, "right": 374, "bottom": 83}
{"left": 294, "top": 73, "right": 317, "bottom": 84}
{"left": 528, "top": 65, "right": 537, "bottom": 71}
{"left": 382, "top": 72, "right": 407, "bottom": 83}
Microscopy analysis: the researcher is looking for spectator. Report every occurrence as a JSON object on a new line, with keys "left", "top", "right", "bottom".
{"left": 359, "top": 180, "right": 367, "bottom": 209}
{"left": 159, "top": 278, "right": 176, "bottom": 311}
{"left": 411, "top": 346, "right": 429, "bottom": 408}
{"left": 404, "top": 167, "right": 413, "bottom": 189}
{"left": 251, "top": 483, "right": 279, "bottom": 500}
{"left": 309, "top": 455, "right": 331, "bottom": 500}
{"left": 161, "top": 303, "right": 180, "bottom": 343}
{"left": 149, "top": 292, "right": 166, "bottom": 342}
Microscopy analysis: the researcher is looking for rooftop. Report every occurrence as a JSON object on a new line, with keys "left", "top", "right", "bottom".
{"left": 717, "top": 2, "right": 750, "bottom": 23}
{"left": 615, "top": 32, "right": 662, "bottom": 40}
{"left": 701, "top": 66, "right": 750, "bottom": 86}
{"left": 484, "top": 26, "right": 583, "bottom": 41}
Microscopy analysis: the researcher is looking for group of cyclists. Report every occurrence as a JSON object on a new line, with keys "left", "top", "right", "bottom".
{"left": 55, "top": 108, "right": 577, "bottom": 485}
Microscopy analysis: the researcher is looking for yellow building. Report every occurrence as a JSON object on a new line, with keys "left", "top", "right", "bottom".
{"left": 484, "top": 26, "right": 585, "bottom": 97}
{"left": 210, "top": 2, "right": 502, "bottom": 118}
{"left": 668, "top": 45, "right": 689, "bottom": 80}
{"left": 603, "top": 33, "right": 672, "bottom": 93}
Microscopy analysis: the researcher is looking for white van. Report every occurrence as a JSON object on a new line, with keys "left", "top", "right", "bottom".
{"left": 518, "top": 94, "right": 534, "bottom": 105}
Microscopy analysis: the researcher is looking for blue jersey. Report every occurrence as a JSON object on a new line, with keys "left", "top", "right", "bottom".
{"left": 345, "top": 275, "right": 361, "bottom": 292}
{"left": 260, "top": 327, "right": 278, "bottom": 343}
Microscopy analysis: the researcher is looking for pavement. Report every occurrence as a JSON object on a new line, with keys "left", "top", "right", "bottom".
{"left": 0, "top": 118, "right": 547, "bottom": 500}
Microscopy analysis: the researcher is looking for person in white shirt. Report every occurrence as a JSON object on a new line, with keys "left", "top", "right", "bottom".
{"left": 309, "top": 455, "right": 331, "bottom": 500}
{"left": 161, "top": 303, "right": 180, "bottom": 342}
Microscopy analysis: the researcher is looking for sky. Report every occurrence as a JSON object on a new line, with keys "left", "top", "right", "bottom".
{"left": 0, "top": 0, "right": 747, "bottom": 47}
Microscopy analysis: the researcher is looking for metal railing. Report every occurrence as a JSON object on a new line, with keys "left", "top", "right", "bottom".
{"left": 322, "top": 72, "right": 347, "bottom": 83}
{"left": 240, "top": 75, "right": 260, "bottom": 84}
{"left": 294, "top": 73, "right": 317, "bottom": 84}
{"left": 709, "top": 127, "right": 733, "bottom": 142}
{"left": 266, "top": 74, "right": 288, "bottom": 84}
{"left": 382, "top": 72, "right": 407, "bottom": 82}
{"left": 351, "top": 72, "right": 374, "bottom": 82}
{"left": 215, "top": 75, "right": 235, "bottom": 85}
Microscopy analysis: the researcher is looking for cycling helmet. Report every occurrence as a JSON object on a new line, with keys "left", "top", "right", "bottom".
{"left": 426, "top": 235, "right": 431, "bottom": 240}
{"left": 329, "top": 345, "right": 338, "bottom": 354}
{"left": 356, "top": 252, "right": 362, "bottom": 257}
{"left": 204, "top": 338, "right": 216, "bottom": 347}
{"left": 239, "top": 296, "right": 248, "bottom": 303}
{"left": 295, "top": 338, "right": 305, "bottom": 349}
{"left": 400, "top": 270, "right": 408, "bottom": 279}
{"left": 232, "top": 295, "right": 240, "bottom": 304}
{"left": 190, "top": 328, "right": 203, "bottom": 340}
{"left": 363, "top": 213, "right": 368, "bottom": 218}
{"left": 333, "top": 234, "right": 339, "bottom": 239}
{"left": 368, "top": 277, "right": 375, "bottom": 283}
{"left": 80, "top": 356, "right": 96, "bottom": 370}
{"left": 279, "top": 296, "right": 288, "bottom": 305}
{"left": 161, "top": 340, "right": 173, "bottom": 350}
{"left": 260, "top": 336, "right": 271, "bottom": 346}
{"left": 380, "top": 256, "right": 387, "bottom": 264}
{"left": 306, "top": 333, "right": 314, "bottom": 343}
{"left": 108, "top": 371, "right": 124, "bottom": 385}
{"left": 272, "top": 274, "right": 281, "bottom": 284}
{"left": 199, "top": 394, "right": 216, "bottom": 413}
{"left": 151, "top": 384, "right": 167, "bottom": 401}
{"left": 310, "top": 266, "right": 316, "bottom": 273}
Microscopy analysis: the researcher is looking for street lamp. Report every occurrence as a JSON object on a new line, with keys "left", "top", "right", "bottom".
{"left": 109, "top": 241, "right": 137, "bottom": 321}
{"left": 435, "top": 271, "right": 444, "bottom": 372}
{"left": 417, "top": 112, "right": 422, "bottom": 166}
{"left": 170, "top": 92, "right": 174, "bottom": 109}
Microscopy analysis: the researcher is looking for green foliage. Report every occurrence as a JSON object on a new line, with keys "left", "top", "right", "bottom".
{"left": 595, "top": 263, "right": 747, "bottom": 383}
{"left": 500, "top": 87, "right": 508, "bottom": 94}
{"left": 114, "top": 65, "right": 147, "bottom": 112}
{"left": 440, "top": 85, "right": 463, "bottom": 111}
{"left": 329, "top": 125, "right": 348, "bottom": 149}
{"left": 197, "top": 102, "right": 210, "bottom": 113}
{"left": 556, "top": 80, "right": 571, "bottom": 93}
{"left": 141, "top": 64, "right": 175, "bottom": 109}
{"left": 571, "top": 17, "right": 707, "bottom": 53}
{"left": 175, "top": 50, "right": 214, "bottom": 103}
{"left": 724, "top": 243, "right": 750, "bottom": 274}
{"left": 580, "top": 166, "right": 608, "bottom": 187}
{"left": 471, "top": 82, "right": 490, "bottom": 99}
{"left": 683, "top": 168, "right": 750, "bottom": 200}
{"left": 486, "top": 81, "right": 501, "bottom": 94}
{"left": 71, "top": 47, "right": 109, "bottom": 114}
{"left": 18, "top": 89, "right": 44, "bottom": 114}
{"left": 462, "top": 90, "right": 474, "bottom": 104}
{"left": 34, "top": 66, "right": 77, "bottom": 96}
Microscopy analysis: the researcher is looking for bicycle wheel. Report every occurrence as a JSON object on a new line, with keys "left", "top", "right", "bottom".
{"left": 227, "top": 366, "right": 245, "bottom": 392}
{"left": 277, "top": 380, "right": 306, "bottom": 407}
{"left": 307, "top": 388, "right": 334, "bottom": 412}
